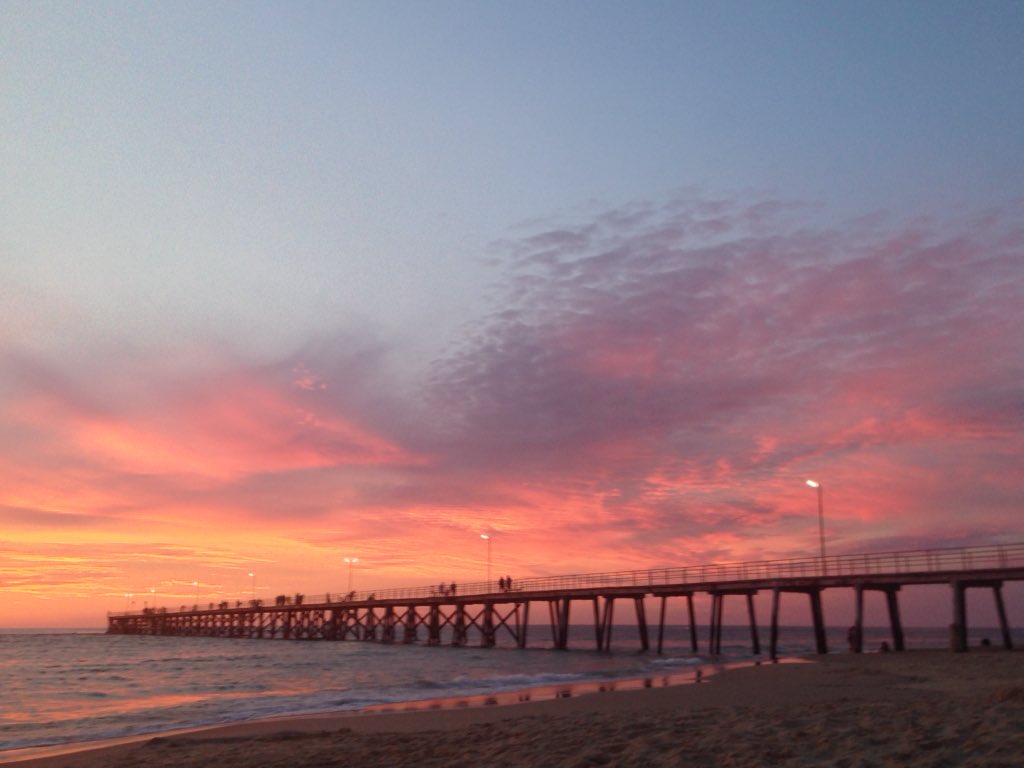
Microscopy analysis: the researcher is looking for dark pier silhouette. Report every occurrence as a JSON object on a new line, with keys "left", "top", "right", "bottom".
{"left": 108, "top": 543, "right": 1024, "bottom": 656}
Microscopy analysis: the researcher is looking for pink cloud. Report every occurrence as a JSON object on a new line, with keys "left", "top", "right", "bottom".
{"left": 2, "top": 343, "right": 424, "bottom": 484}
{"left": 2, "top": 195, "right": 1023, "bottom": 625}
{"left": 424, "top": 197, "right": 1024, "bottom": 556}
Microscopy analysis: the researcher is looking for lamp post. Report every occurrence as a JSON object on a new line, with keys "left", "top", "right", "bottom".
{"left": 480, "top": 534, "right": 491, "bottom": 585}
{"left": 124, "top": 592, "right": 133, "bottom": 612}
{"left": 145, "top": 587, "right": 155, "bottom": 609}
{"left": 344, "top": 557, "right": 358, "bottom": 592}
{"left": 806, "top": 479, "right": 826, "bottom": 574}
{"left": 193, "top": 580, "right": 199, "bottom": 604}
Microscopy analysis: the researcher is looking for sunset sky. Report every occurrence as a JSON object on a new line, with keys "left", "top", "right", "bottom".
{"left": 3, "top": 1, "right": 1023, "bottom": 629}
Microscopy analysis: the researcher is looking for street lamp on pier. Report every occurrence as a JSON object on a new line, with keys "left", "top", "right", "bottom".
{"left": 480, "top": 534, "right": 492, "bottom": 585}
{"left": 344, "top": 557, "right": 358, "bottom": 592}
{"left": 248, "top": 572, "right": 256, "bottom": 601}
{"left": 806, "top": 479, "right": 826, "bottom": 574}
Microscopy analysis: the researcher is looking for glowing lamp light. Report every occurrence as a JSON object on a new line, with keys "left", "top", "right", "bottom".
{"left": 344, "top": 557, "right": 358, "bottom": 592}
{"left": 480, "top": 534, "right": 492, "bottom": 585}
{"left": 804, "top": 479, "right": 826, "bottom": 574}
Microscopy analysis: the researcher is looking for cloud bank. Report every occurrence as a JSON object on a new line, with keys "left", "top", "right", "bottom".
{"left": 3, "top": 195, "right": 1022, "bottom": 619}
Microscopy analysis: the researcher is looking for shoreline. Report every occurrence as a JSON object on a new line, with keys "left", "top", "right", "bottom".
{"left": 0, "top": 657, "right": 761, "bottom": 764}
{"left": 5, "top": 650, "right": 1023, "bottom": 767}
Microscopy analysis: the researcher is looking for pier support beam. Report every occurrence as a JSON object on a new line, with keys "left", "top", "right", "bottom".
{"left": 363, "top": 607, "right": 377, "bottom": 641}
{"left": 746, "top": 593, "right": 760, "bottom": 656}
{"left": 853, "top": 586, "right": 864, "bottom": 653}
{"left": 593, "top": 598, "right": 607, "bottom": 651}
{"left": 403, "top": 606, "right": 418, "bottom": 643}
{"left": 854, "top": 584, "right": 904, "bottom": 652}
{"left": 952, "top": 580, "right": 968, "bottom": 652}
{"left": 770, "top": 588, "right": 780, "bottom": 661}
{"left": 559, "top": 598, "right": 571, "bottom": 650}
{"left": 592, "top": 594, "right": 648, "bottom": 652}
{"left": 708, "top": 592, "right": 723, "bottom": 654}
{"left": 635, "top": 597, "right": 650, "bottom": 652}
{"left": 708, "top": 589, "right": 759, "bottom": 655}
{"left": 481, "top": 601, "right": 495, "bottom": 648}
{"left": 687, "top": 593, "right": 697, "bottom": 653}
{"left": 548, "top": 600, "right": 559, "bottom": 648}
{"left": 994, "top": 582, "right": 1013, "bottom": 650}
{"left": 809, "top": 588, "right": 827, "bottom": 654}
{"left": 549, "top": 598, "right": 572, "bottom": 650}
{"left": 427, "top": 604, "right": 441, "bottom": 646}
{"left": 657, "top": 597, "right": 667, "bottom": 654}
{"left": 518, "top": 601, "right": 530, "bottom": 648}
{"left": 605, "top": 598, "right": 615, "bottom": 650}
{"left": 885, "top": 588, "right": 905, "bottom": 651}
{"left": 599, "top": 597, "right": 614, "bottom": 651}
{"left": 381, "top": 606, "right": 396, "bottom": 644}
{"left": 952, "top": 580, "right": 1014, "bottom": 651}
{"left": 769, "top": 586, "right": 828, "bottom": 659}
{"left": 651, "top": 592, "right": 698, "bottom": 654}
{"left": 452, "top": 604, "right": 466, "bottom": 647}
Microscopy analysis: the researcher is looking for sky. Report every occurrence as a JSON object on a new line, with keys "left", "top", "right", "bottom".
{"left": 2, "top": 1, "right": 1023, "bottom": 629}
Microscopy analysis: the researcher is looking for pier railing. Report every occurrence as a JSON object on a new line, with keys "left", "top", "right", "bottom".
{"left": 113, "top": 541, "right": 1024, "bottom": 616}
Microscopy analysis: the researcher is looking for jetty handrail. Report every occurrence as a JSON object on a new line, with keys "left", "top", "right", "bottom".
{"left": 111, "top": 541, "right": 1024, "bottom": 616}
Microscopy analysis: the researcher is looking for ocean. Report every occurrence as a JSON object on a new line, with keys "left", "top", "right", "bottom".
{"left": 1, "top": 624, "right": 1017, "bottom": 759}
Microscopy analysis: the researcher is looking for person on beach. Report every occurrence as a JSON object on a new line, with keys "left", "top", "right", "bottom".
{"left": 847, "top": 625, "right": 862, "bottom": 653}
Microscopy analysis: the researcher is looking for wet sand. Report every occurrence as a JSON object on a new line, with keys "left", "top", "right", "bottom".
{"left": 7, "top": 650, "right": 1023, "bottom": 767}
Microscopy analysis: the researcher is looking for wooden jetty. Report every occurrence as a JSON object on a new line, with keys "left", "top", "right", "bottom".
{"left": 108, "top": 542, "right": 1024, "bottom": 657}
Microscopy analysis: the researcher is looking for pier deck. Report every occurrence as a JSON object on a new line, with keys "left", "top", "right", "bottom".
{"left": 107, "top": 542, "right": 1024, "bottom": 656}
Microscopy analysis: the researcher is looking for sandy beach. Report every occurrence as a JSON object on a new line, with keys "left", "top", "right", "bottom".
{"left": 9, "top": 650, "right": 1023, "bottom": 768}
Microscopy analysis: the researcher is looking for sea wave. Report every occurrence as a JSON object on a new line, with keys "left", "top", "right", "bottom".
{"left": 3, "top": 624, "right": 996, "bottom": 753}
